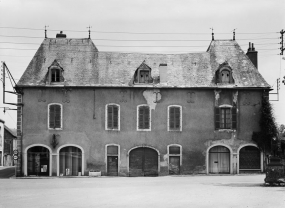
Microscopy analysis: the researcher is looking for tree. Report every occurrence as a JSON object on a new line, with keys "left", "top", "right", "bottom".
{"left": 252, "top": 95, "right": 278, "bottom": 154}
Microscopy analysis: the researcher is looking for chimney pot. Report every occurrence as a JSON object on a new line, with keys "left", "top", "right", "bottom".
{"left": 246, "top": 42, "right": 258, "bottom": 69}
{"left": 56, "top": 31, "right": 66, "bottom": 38}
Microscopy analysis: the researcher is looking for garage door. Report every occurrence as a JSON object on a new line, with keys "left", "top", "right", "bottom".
{"left": 239, "top": 146, "right": 260, "bottom": 170}
{"left": 129, "top": 147, "right": 158, "bottom": 177}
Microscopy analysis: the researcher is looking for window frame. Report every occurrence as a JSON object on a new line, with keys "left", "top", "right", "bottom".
{"left": 167, "top": 144, "right": 182, "bottom": 172}
{"left": 137, "top": 104, "right": 151, "bottom": 131}
{"left": 105, "top": 144, "right": 120, "bottom": 174}
{"left": 48, "top": 103, "right": 63, "bottom": 130}
{"left": 215, "top": 104, "right": 237, "bottom": 130}
{"left": 105, "top": 103, "right": 120, "bottom": 131}
{"left": 216, "top": 66, "right": 234, "bottom": 84}
{"left": 167, "top": 105, "right": 182, "bottom": 131}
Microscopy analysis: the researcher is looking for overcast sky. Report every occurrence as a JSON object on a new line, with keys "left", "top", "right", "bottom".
{"left": 0, "top": 0, "right": 284, "bottom": 129}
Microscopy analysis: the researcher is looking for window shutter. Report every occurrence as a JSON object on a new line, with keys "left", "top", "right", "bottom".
{"left": 113, "top": 106, "right": 118, "bottom": 129}
{"left": 138, "top": 107, "right": 144, "bottom": 129}
{"left": 175, "top": 108, "right": 180, "bottom": 129}
{"left": 49, "top": 105, "right": 55, "bottom": 128}
{"left": 107, "top": 106, "right": 113, "bottom": 129}
{"left": 169, "top": 107, "right": 175, "bottom": 129}
{"left": 54, "top": 105, "right": 61, "bottom": 128}
{"left": 144, "top": 107, "right": 150, "bottom": 129}
{"left": 232, "top": 107, "right": 237, "bottom": 129}
{"left": 215, "top": 107, "right": 220, "bottom": 130}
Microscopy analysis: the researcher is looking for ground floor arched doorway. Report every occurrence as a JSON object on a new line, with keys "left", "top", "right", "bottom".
{"left": 129, "top": 147, "right": 158, "bottom": 177}
{"left": 59, "top": 146, "right": 82, "bottom": 176}
{"left": 27, "top": 146, "right": 50, "bottom": 176}
{"left": 209, "top": 146, "right": 230, "bottom": 174}
{"left": 239, "top": 146, "right": 260, "bottom": 172}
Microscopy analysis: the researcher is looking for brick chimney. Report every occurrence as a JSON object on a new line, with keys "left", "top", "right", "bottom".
{"left": 56, "top": 31, "right": 66, "bottom": 38}
{"left": 246, "top": 42, "right": 258, "bottom": 69}
{"left": 159, "top": 64, "right": 168, "bottom": 84}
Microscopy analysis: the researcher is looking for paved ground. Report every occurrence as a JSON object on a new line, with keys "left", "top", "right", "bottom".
{"left": 0, "top": 167, "right": 15, "bottom": 178}
{"left": 0, "top": 175, "right": 284, "bottom": 208}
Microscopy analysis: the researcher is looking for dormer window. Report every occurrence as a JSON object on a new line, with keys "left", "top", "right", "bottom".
{"left": 215, "top": 63, "right": 234, "bottom": 84}
{"left": 134, "top": 61, "right": 153, "bottom": 84}
{"left": 47, "top": 59, "right": 64, "bottom": 84}
{"left": 51, "top": 68, "right": 60, "bottom": 82}
{"left": 221, "top": 69, "right": 230, "bottom": 83}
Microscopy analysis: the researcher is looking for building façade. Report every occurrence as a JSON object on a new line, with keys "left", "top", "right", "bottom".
{"left": 15, "top": 33, "right": 270, "bottom": 177}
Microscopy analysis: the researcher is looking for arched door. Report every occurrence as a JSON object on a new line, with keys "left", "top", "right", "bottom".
{"left": 27, "top": 146, "right": 50, "bottom": 176}
{"left": 239, "top": 146, "right": 260, "bottom": 172}
{"left": 129, "top": 147, "right": 158, "bottom": 177}
{"left": 59, "top": 146, "right": 82, "bottom": 176}
{"left": 209, "top": 146, "right": 230, "bottom": 174}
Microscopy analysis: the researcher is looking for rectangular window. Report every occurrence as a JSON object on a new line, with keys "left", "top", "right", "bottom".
{"left": 138, "top": 106, "right": 150, "bottom": 130}
{"left": 107, "top": 105, "right": 119, "bottom": 130}
{"left": 139, "top": 70, "right": 150, "bottom": 83}
{"left": 51, "top": 69, "right": 60, "bottom": 82}
{"left": 49, "top": 104, "right": 61, "bottom": 129}
{"left": 168, "top": 106, "right": 181, "bottom": 131}
{"left": 215, "top": 107, "right": 237, "bottom": 130}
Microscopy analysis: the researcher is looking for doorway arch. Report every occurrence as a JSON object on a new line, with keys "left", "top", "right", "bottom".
{"left": 128, "top": 146, "right": 159, "bottom": 177}
{"left": 238, "top": 144, "right": 262, "bottom": 173}
{"left": 207, "top": 145, "right": 232, "bottom": 174}
{"left": 25, "top": 144, "right": 52, "bottom": 176}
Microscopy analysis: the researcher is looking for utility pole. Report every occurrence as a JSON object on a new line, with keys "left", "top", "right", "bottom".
{"left": 280, "top": 29, "right": 284, "bottom": 55}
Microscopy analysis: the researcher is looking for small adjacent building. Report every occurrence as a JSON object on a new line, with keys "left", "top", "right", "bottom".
{"left": 15, "top": 33, "right": 270, "bottom": 176}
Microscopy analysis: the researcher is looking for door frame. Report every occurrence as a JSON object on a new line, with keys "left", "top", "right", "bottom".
{"left": 237, "top": 144, "right": 263, "bottom": 174}
{"left": 24, "top": 144, "right": 52, "bottom": 176}
{"left": 206, "top": 144, "right": 233, "bottom": 174}
{"left": 127, "top": 145, "right": 160, "bottom": 175}
{"left": 57, "top": 144, "right": 85, "bottom": 176}
{"left": 167, "top": 144, "right": 182, "bottom": 174}
{"left": 105, "top": 144, "right": 120, "bottom": 175}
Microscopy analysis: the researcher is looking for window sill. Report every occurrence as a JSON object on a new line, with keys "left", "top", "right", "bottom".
{"left": 216, "top": 129, "right": 236, "bottom": 132}
{"left": 48, "top": 128, "right": 62, "bottom": 131}
{"left": 106, "top": 129, "right": 120, "bottom": 131}
{"left": 137, "top": 129, "right": 151, "bottom": 132}
{"left": 168, "top": 129, "right": 182, "bottom": 132}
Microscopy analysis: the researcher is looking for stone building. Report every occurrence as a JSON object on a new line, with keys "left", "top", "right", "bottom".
{"left": 15, "top": 33, "right": 270, "bottom": 176}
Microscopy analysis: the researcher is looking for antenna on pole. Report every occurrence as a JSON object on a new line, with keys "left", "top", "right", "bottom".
{"left": 210, "top": 28, "right": 214, "bottom": 40}
{"left": 45, "top": 25, "right": 49, "bottom": 38}
{"left": 233, "top": 28, "right": 237, "bottom": 40}
{"left": 87, "top": 26, "right": 92, "bottom": 39}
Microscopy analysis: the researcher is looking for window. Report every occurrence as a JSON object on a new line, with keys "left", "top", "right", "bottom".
{"left": 134, "top": 62, "right": 153, "bottom": 84}
{"left": 137, "top": 105, "right": 151, "bottom": 131}
{"left": 139, "top": 70, "right": 150, "bottom": 83}
{"left": 220, "top": 69, "right": 230, "bottom": 83}
{"left": 48, "top": 59, "right": 64, "bottom": 84}
{"left": 215, "top": 65, "right": 234, "bottom": 84}
{"left": 48, "top": 104, "right": 62, "bottom": 129}
{"left": 215, "top": 106, "right": 237, "bottom": 130}
{"left": 106, "top": 104, "right": 120, "bottom": 130}
{"left": 51, "top": 68, "right": 60, "bottom": 82}
{"left": 168, "top": 105, "right": 182, "bottom": 131}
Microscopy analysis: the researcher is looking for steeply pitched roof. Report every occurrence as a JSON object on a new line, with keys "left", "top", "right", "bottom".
{"left": 4, "top": 125, "right": 17, "bottom": 138}
{"left": 17, "top": 38, "right": 270, "bottom": 89}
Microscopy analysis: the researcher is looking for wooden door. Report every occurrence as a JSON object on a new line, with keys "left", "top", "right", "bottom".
{"left": 169, "top": 156, "right": 180, "bottom": 175}
{"left": 129, "top": 147, "right": 158, "bottom": 177}
{"left": 107, "top": 156, "right": 118, "bottom": 176}
{"left": 209, "top": 146, "right": 230, "bottom": 174}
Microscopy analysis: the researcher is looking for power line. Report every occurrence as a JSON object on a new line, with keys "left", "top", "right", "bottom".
{"left": 0, "top": 26, "right": 279, "bottom": 34}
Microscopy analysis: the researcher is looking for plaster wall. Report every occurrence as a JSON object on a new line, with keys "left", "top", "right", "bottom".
{"left": 20, "top": 87, "right": 262, "bottom": 175}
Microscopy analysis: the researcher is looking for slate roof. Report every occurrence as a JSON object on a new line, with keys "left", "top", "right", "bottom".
{"left": 17, "top": 38, "right": 270, "bottom": 89}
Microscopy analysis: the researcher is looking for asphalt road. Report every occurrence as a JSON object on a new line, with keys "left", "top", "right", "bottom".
{"left": 0, "top": 175, "right": 284, "bottom": 208}
{"left": 0, "top": 167, "right": 15, "bottom": 178}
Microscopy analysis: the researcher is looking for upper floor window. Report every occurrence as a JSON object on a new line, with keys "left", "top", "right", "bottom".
{"left": 215, "top": 105, "right": 237, "bottom": 130}
{"left": 106, "top": 104, "right": 120, "bottom": 130}
{"left": 51, "top": 68, "right": 61, "bottom": 82}
{"left": 48, "top": 59, "right": 64, "bottom": 84}
{"left": 168, "top": 105, "right": 182, "bottom": 131}
{"left": 215, "top": 63, "right": 234, "bottom": 84}
{"left": 134, "top": 61, "right": 153, "bottom": 84}
{"left": 48, "top": 103, "right": 62, "bottom": 130}
{"left": 137, "top": 105, "right": 151, "bottom": 131}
